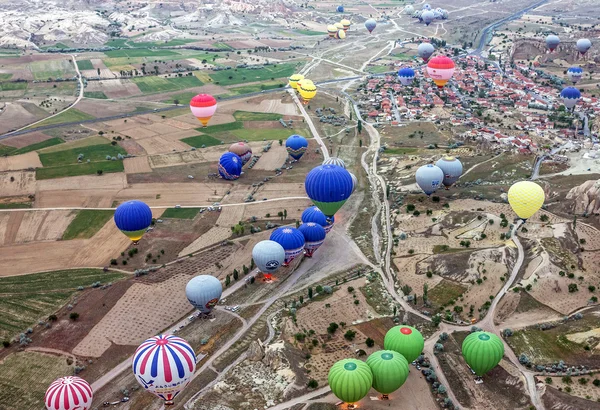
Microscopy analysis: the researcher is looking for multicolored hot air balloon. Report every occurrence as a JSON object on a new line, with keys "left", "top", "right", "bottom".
{"left": 299, "top": 79, "right": 317, "bottom": 104}
{"left": 560, "top": 86, "right": 581, "bottom": 110}
{"left": 302, "top": 206, "right": 335, "bottom": 234}
{"left": 418, "top": 42, "right": 435, "bottom": 62}
{"left": 252, "top": 240, "right": 285, "bottom": 275}
{"left": 328, "top": 359, "right": 373, "bottom": 405}
{"left": 334, "top": 22, "right": 344, "bottom": 31}
{"left": 289, "top": 73, "right": 305, "bottom": 89}
{"left": 415, "top": 164, "right": 444, "bottom": 196}
{"left": 366, "top": 350, "right": 409, "bottom": 398}
{"left": 305, "top": 164, "right": 353, "bottom": 218}
{"left": 398, "top": 67, "right": 415, "bottom": 86}
{"left": 435, "top": 156, "right": 463, "bottom": 188}
{"left": 577, "top": 38, "right": 592, "bottom": 55}
{"left": 185, "top": 275, "right": 222, "bottom": 314}
{"left": 327, "top": 25, "right": 338, "bottom": 38}
{"left": 567, "top": 66, "right": 583, "bottom": 84}
{"left": 323, "top": 157, "right": 346, "bottom": 168}
{"left": 341, "top": 19, "right": 351, "bottom": 31}
{"left": 422, "top": 10, "right": 435, "bottom": 26}
{"left": 384, "top": 325, "right": 425, "bottom": 363}
{"left": 114, "top": 200, "right": 152, "bottom": 242}
{"left": 426, "top": 56, "right": 455, "bottom": 89}
{"left": 218, "top": 152, "right": 242, "bottom": 180}
{"left": 190, "top": 94, "right": 217, "bottom": 127}
{"left": 365, "top": 19, "right": 376, "bottom": 33}
{"left": 336, "top": 30, "right": 346, "bottom": 40}
{"left": 298, "top": 222, "right": 326, "bottom": 257}
{"left": 286, "top": 134, "right": 308, "bottom": 160}
{"left": 337, "top": 5, "right": 344, "bottom": 12}
{"left": 132, "top": 335, "right": 196, "bottom": 405}
{"left": 546, "top": 34, "right": 560, "bottom": 52}
{"left": 507, "top": 181, "right": 545, "bottom": 221}
{"left": 229, "top": 142, "right": 252, "bottom": 165}
{"left": 462, "top": 332, "right": 504, "bottom": 376}
{"left": 270, "top": 227, "right": 305, "bottom": 266}
{"left": 45, "top": 376, "right": 93, "bottom": 410}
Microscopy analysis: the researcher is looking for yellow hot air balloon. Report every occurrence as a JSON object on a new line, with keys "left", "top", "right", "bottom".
{"left": 507, "top": 181, "right": 545, "bottom": 220}
{"left": 336, "top": 30, "right": 346, "bottom": 39}
{"left": 341, "top": 19, "right": 351, "bottom": 31}
{"left": 327, "top": 25, "right": 337, "bottom": 38}
{"left": 334, "top": 22, "right": 344, "bottom": 31}
{"left": 299, "top": 79, "right": 317, "bottom": 104}
{"left": 289, "top": 73, "right": 304, "bottom": 90}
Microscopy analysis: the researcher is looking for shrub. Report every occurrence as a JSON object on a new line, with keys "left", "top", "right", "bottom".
{"left": 347, "top": 286, "right": 354, "bottom": 293}
{"left": 344, "top": 330, "right": 356, "bottom": 341}
{"left": 366, "top": 337, "right": 375, "bottom": 347}
{"left": 579, "top": 378, "right": 588, "bottom": 385}
{"left": 568, "top": 284, "right": 578, "bottom": 293}
{"left": 504, "top": 329, "right": 513, "bottom": 337}
{"left": 48, "top": 314, "right": 58, "bottom": 321}
{"left": 589, "top": 286, "right": 596, "bottom": 293}
{"left": 2, "top": 341, "right": 10, "bottom": 348}
{"left": 545, "top": 377, "right": 552, "bottom": 384}
{"left": 562, "top": 376, "right": 572, "bottom": 384}
{"left": 307, "top": 379, "right": 318, "bottom": 389}
{"left": 69, "top": 312, "right": 79, "bottom": 321}
{"left": 294, "top": 333, "right": 306, "bottom": 342}
{"left": 593, "top": 379, "right": 600, "bottom": 387}
{"left": 327, "top": 323, "right": 339, "bottom": 334}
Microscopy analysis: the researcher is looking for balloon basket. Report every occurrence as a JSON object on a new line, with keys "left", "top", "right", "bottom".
{"left": 381, "top": 394, "right": 389, "bottom": 400}
{"left": 165, "top": 400, "right": 175, "bottom": 406}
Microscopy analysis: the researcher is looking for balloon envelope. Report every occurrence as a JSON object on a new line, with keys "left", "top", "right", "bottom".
{"left": 45, "top": 376, "right": 93, "bottom": 410}
{"left": 269, "top": 227, "right": 305, "bottom": 265}
{"left": 507, "top": 181, "right": 545, "bottom": 220}
{"left": 398, "top": 67, "right": 415, "bottom": 86}
{"left": 185, "top": 275, "right": 222, "bottom": 313}
{"left": 289, "top": 73, "right": 305, "bottom": 89}
{"left": 365, "top": 19, "right": 376, "bottom": 33}
{"left": 405, "top": 5, "right": 415, "bottom": 14}
{"left": 423, "top": 3, "right": 431, "bottom": 10}
{"left": 114, "top": 200, "right": 152, "bottom": 241}
{"left": 567, "top": 67, "right": 583, "bottom": 84}
{"left": 341, "top": 19, "right": 351, "bottom": 31}
{"left": 323, "top": 157, "right": 346, "bottom": 168}
{"left": 328, "top": 359, "right": 373, "bottom": 404}
{"left": 286, "top": 135, "right": 308, "bottom": 160}
{"left": 229, "top": 142, "right": 252, "bottom": 165}
{"left": 546, "top": 34, "right": 560, "bottom": 51}
{"left": 218, "top": 152, "right": 242, "bottom": 180}
{"left": 298, "top": 222, "right": 326, "bottom": 257}
{"left": 422, "top": 10, "right": 434, "bottom": 25}
{"left": 305, "top": 164, "right": 354, "bottom": 217}
{"left": 327, "top": 25, "right": 338, "bottom": 37}
{"left": 337, "top": 29, "right": 346, "bottom": 39}
{"left": 435, "top": 156, "right": 463, "bottom": 187}
{"left": 190, "top": 94, "right": 217, "bottom": 126}
{"left": 132, "top": 335, "right": 196, "bottom": 403}
{"left": 366, "top": 350, "right": 409, "bottom": 395}
{"left": 418, "top": 42, "right": 435, "bottom": 62}
{"left": 384, "top": 325, "right": 425, "bottom": 363}
{"left": 299, "top": 80, "right": 317, "bottom": 103}
{"left": 349, "top": 172, "right": 357, "bottom": 193}
{"left": 415, "top": 164, "right": 444, "bottom": 195}
{"left": 252, "top": 240, "right": 285, "bottom": 273}
{"left": 426, "top": 56, "right": 455, "bottom": 88}
{"left": 337, "top": 5, "right": 344, "bottom": 12}
{"left": 462, "top": 332, "right": 504, "bottom": 376}
{"left": 560, "top": 86, "right": 581, "bottom": 109}
{"left": 301, "top": 206, "right": 335, "bottom": 234}
{"left": 577, "top": 38, "right": 592, "bottom": 55}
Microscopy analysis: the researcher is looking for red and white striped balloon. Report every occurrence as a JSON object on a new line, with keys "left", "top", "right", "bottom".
{"left": 45, "top": 376, "right": 93, "bottom": 410}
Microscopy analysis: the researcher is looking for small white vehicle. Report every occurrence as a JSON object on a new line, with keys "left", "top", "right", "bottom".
{"left": 175, "top": 204, "right": 181, "bottom": 208}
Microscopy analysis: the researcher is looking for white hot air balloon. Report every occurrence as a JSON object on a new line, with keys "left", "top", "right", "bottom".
{"left": 185, "top": 275, "right": 223, "bottom": 314}
{"left": 252, "top": 240, "right": 285, "bottom": 276}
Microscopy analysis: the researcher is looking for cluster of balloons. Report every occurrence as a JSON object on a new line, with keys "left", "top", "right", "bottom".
{"left": 218, "top": 141, "right": 253, "bottom": 181}
{"left": 410, "top": 5, "right": 449, "bottom": 25}
{"left": 327, "top": 19, "right": 350, "bottom": 39}
{"left": 415, "top": 156, "right": 463, "bottom": 196}
{"left": 545, "top": 35, "right": 592, "bottom": 56}
{"left": 289, "top": 73, "right": 317, "bottom": 104}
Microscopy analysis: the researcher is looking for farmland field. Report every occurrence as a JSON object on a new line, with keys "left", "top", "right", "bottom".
{"left": 38, "top": 143, "right": 127, "bottom": 167}
{"left": 233, "top": 111, "right": 282, "bottom": 121}
{"left": 35, "top": 160, "right": 124, "bottom": 180}
{"left": 83, "top": 91, "right": 108, "bottom": 99}
{"left": 62, "top": 210, "right": 114, "bottom": 240}
{"left": 196, "top": 121, "right": 243, "bottom": 133}
{"left": 161, "top": 208, "right": 201, "bottom": 219}
{"left": 129, "top": 39, "right": 198, "bottom": 47}
{"left": 224, "top": 81, "right": 285, "bottom": 96}
{"left": 29, "top": 59, "right": 76, "bottom": 80}
{"left": 76, "top": 59, "right": 94, "bottom": 70}
{"left": 103, "top": 48, "right": 179, "bottom": 58}
{"left": 39, "top": 136, "right": 109, "bottom": 153}
{"left": 0, "top": 81, "right": 27, "bottom": 91}
{"left": 162, "top": 91, "right": 199, "bottom": 104}
{"left": 181, "top": 134, "right": 221, "bottom": 148}
{"left": 209, "top": 63, "right": 298, "bottom": 86}
{"left": 296, "top": 29, "right": 325, "bottom": 36}
{"left": 428, "top": 279, "right": 467, "bottom": 307}
{"left": 0, "top": 73, "right": 13, "bottom": 80}
{"left": 231, "top": 128, "right": 307, "bottom": 141}
{"left": 131, "top": 75, "right": 203, "bottom": 93}
{"left": 28, "top": 109, "right": 95, "bottom": 129}
{"left": 0, "top": 137, "right": 64, "bottom": 156}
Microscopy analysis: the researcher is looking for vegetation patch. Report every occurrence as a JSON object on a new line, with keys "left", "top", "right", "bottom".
{"left": 103, "top": 48, "right": 179, "bottom": 58}
{"left": 76, "top": 60, "right": 94, "bottom": 70}
{"left": 161, "top": 208, "right": 200, "bottom": 219}
{"left": 196, "top": 121, "right": 244, "bottom": 134}
{"left": 0, "top": 73, "right": 13, "bottom": 81}
{"left": 0, "top": 203, "right": 32, "bottom": 209}
{"left": 383, "top": 147, "right": 419, "bottom": 155}
{"left": 180, "top": 134, "right": 222, "bottom": 148}
{"left": 233, "top": 111, "right": 283, "bottom": 121}
{"left": 428, "top": 279, "right": 467, "bottom": 308}
{"left": 224, "top": 81, "right": 285, "bottom": 96}
{"left": 11, "top": 137, "right": 64, "bottom": 156}
{"left": 231, "top": 128, "right": 307, "bottom": 142}
{"left": 39, "top": 143, "right": 127, "bottom": 167}
{"left": 35, "top": 160, "right": 124, "bottom": 180}
{"left": 0, "top": 82, "right": 27, "bottom": 91}
{"left": 28, "top": 109, "right": 95, "bottom": 129}
{"left": 209, "top": 63, "right": 298, "bottom": 86}
{"left": 131, "top": 75, "right": 203, "bottom": 93}
{"left": 62, "top": 210, "right": 114, "bottom": 240}
{"left": 83, "top": 91, "right": 108, "bottom": 99}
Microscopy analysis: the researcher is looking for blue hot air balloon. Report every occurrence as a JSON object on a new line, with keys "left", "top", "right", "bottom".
{"left": 415, "top": 164, "right": 444, "bottom": 196}
{"left": 365, "top": 19, "right": 376, "bottom": 33}
{"left": 337, "top": 5, "right": 344, "bottom": 12}
{"left": 270, "top": 227, "right": 305, "bottom": 266}
{"left": 298, "top": 222, "right": 326, "bottom": 257}
{"left": 577, "top": 38, "right": 592, "bottom": 55}
{"left": 423, "top": 3, "right": 431, "bottom": 10}
{"left": 218, "top": 152, "right": 242, "bottom": 180}
{"left": 567, "top": 67, "right": 583, "bottom": 84}
{"left": 114, "top": 200, "right": 153, "bottom": 242}
{"left": 323, "top": 157, "right": 346, "bottom": 168}
{"left": 185, "top": 275, "right": 223, "bottom": 314}
{"left": 560, "top": 87, "right": 581, "bottom": 110}
{"left": 422, "top": 10, "right": 434, "bottom": 26}
{"left": 286, "top": 135, "right": 308, "bottom": 160}
{"left": 252, "top": 240, "right": 285, "bottom": 274}
{"left": 301, "top": 206, "right": 335, "bottom": 234}
{"left": 305, "top": 164, "right": 353, "bottom": 218}
{"left": 398, "top": 67, "right": 415, "bottom": 86}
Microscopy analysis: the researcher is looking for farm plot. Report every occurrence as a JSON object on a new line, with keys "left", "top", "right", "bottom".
{"left": 76, "top": 59, "right": 94, "bottom": 70}
{"left": 38, "top": 143, "right": 127, "bottom": 167}
{"left": 28, "top": 58, "right": 76, "bottom": 80}
{"left": 38, "top": 135, "right": 110, "bottom": 153}
{"left": 0, "top": 171, "right": 36, "bottom": 196}
{"left": 103, "top": 49, "right": 180, "bottom": 58}
{"left": 148, "top": 150, "right": 206, "bottom": 168}
{"left": 1, "top": 131, "right": 54, "bottom": 149}
{"left": 35, "top": 173, "right": 127, "bottom": 208}
{"left": 28, "top": 108, "right": 95, "bottom": 129}
{"left": 209, "top": 63, "right": 298, "bottom": 86}
{"left": 130, "top": 75, "right": 203, "bottom": 94}
{"left": 180, "top": 134, "right": 221, "bottom": 148}
{"left": 123, "top": 156, "right": 152, "bottom": 173}
{"left": 115, "top": 182, "right": 229, "bottom": 206}
{"left": 135, "top": 135, "right": 191, "bottom": 155}
{"left": 0, "top": 103, "right": 40, "bottom": 133}
{"left": 85, "top": 78, "right": 142, "bottom": 98}
{"left": 12, "top": 210, "right": 76, "bottom": 244}
{"left": 0, "top": 152, "right": 42, "bottom": 171}
{"left": 62, "top": 210, "right": 114, "bottom": 240}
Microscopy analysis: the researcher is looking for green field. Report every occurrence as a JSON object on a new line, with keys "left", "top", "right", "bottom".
{"left": 181, "top": 134, "right": 222, "bottom": 148}
{"left": 0, "top": 203, "right": 32, "bottom": 209}
{"left": 383, "top": 147, "right": 419, "bottom": 155}
{"left": 39, "top": 143, "right": 127, "bottom": 167}
{"left": 39, "top": 136, "right": 109, "bottom": 153}
{"left": 233, "top": 111, "right": 282, "bottom": 121}
{"left": 104, "top": 48, "right": 179, "bottom": 58}
{"left": 0, "top": 268, "right": 127, "bottom": 340}
{"left": 131, "top": 75, "right": 203, "bottom": 93}
{"left": 0, "top": 138, "right": 64, "bottom": 157}
{"left": 83, "top": 91, "right": 108, "bottom": 99}
{"left": 0, "top": 144, "right": 15, "bottom": 155}
{"left": 129, "top": 39, "right": 198, "bottom": 48}
{"left": 162, "top": 91, "right": 199, "bottom": 104}
{"left": 296, "top": 29, "right": 326, "bottom": 36}
{"left": 212, "top": 42, "right": 234, "bottom": 50}
{"left": 76, "top": 59, "right": 94, "bottom": 70}
{"left": 231, "top": 128, "right": 305, "bottom": 141}
{"left": 428, "top": 279, "right": 467, "bottom": 308}
{"left": 224, "top": 81, "right": 285, "bottom": 96}
{"left": 104, "top": 38, "right": 129, "bottom": 47}
{"left": 28, "top": 108, "right": 95, "bottom": 129}
{"left": 209, "top": 63, "right": 298, "bottom": 86}
{"left": 62, "top": 210, "right": 114, "bottom": 240}
{"left": 36, "top": 160, "right": 124, "bottom": 180}
{"left": 0, "top": 73, "right": 13, "bottom": 81}
{"left": 102, "top": 56, "right": 145, "bottom": 68}
{"left": 29, "top": 59, "right": 76, "bottom": 81}
{"left": 196, "top": 121, "right": 244, "bottom": 134}
{"left": 0, "top": 81, "right": 27, "bottom": 91}
{"left": 161, "top": 208, "right": 201, "bottom": 219}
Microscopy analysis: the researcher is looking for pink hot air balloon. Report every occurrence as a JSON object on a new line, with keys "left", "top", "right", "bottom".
{"left": 189, "top": 94, "right": 217, "bottom": 127}
{"left": 45, "top": 376, "right": 93, "bottom": 410}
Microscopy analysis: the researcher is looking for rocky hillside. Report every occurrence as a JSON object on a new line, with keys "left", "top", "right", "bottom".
{"left": 566, "top": 179, "right": 600, "bottom": 215}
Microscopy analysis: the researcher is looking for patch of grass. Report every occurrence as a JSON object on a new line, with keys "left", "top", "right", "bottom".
{"left": 212, "top": 42, "right": 234, "bottom": 50}
{"left": 209, "top": 63, "right": 298, "bottom": 86}
{"left": 428, "top": 279, "right": 467, "bottom": 307}
{"left": 231, "top": 128, "right": 306, "bottom": 142}
{"left": 432, "top": 245, "right": 465, "bottom": 254}
{"left": 0, "top": 73, "right": 13, "bottom": 80}
{"left": 233, "top": 111, "right": 282, "bottom": 121}
{"left": 76, "top": 60, "right": 94, "bottom": 70}
{"left": 28, "top": 109, "right": 95, "bottom": 129}
{"left": 38, "top": 143, "right": 126, "bottom": 167}
{"left": 35, "top": 160, "right": 124, "bottom": 180}
{"left": 0, "top": 203, "right": 32, "bottom": 209}
{"left": 162, "top": 91, "right": 199, "bottom": 104}
{"left": 39, "top": 136, "right": 109, "bottom": 153}
{"left": 104, "top": 38, "right": 129, "bottom": 47}
{"left": 131, "top": 75, "right": 203, "bottom": 93}
{"left": 224, "top": 81, "right": 285, "bottom": 96}
{"left": 0, "top": 144, "right": 16, "bottom": 155}
{"left": 11, "top": 137, "right": 64, "bottom": 156}
{"left": 296, "top": 29, "right": 325, "bottom": 36}
{"left": 507, "top": 327, "right": 585, "bottom": 365}
{"left": 83, "top": 91, "right": 108, "bottom": 99}
{"left": 367, "top": 65, "right": 392, "bottom": 74}
{"left": 29, "top": 59, "right": 75, "bottom": 81}
{"left": 104, "top": 48, "right": 179, "bottom": 58}
{"left": 62, "top": 210, "right": 114, "bottom": 240}
{"left": 0, "top": 82, "right": 27, "bottom": 91}
{"left": 383, "top": 147, "right": 419, "bottom": 155}
{"left": 196, "top": 121, "right": 244, "bottom": 133}
{"left": 161, "top": 208, "right": 200, "bottom": 219}
{"left": 160, "top": 107, "right": 190, "bottom": 118}
{"left": 181, "top": 134, "right": 222, "bottom": 148}
{"left": 129, "top": 39, "right": 197, "bottom": 48}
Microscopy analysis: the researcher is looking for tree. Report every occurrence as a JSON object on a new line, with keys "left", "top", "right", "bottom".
{"left": 401, "top": 285, "right": 412, "bottom": 296}
{"left": 69, "top": 312, "right": 79, "bottom": 321}
{"left": 307, "top": 379, "right": 318, "bottom": 389}
{"left": 250, "top": 259, "right": 255, "bottom": 270}
{"left": 316, "top": 285, "right": 323, "bottom": 293}
{"left": 173, "top": 99, "right": 180, "bottom": 105}
{"left": 2, "top": 340, "right": 9, "bottom": 348}
{"left": 48, "top": 314, "right": 58, "bottom": 322}
{"left": 327, "top": 323, "right": 339, "bottom": 333}
{"left": 233, "top": 269, "right": 239, "bottom": 281}
{"left": 344, "top": 330, "right": 356, "bottom": 341}
{"left": 569, "top": 283, "right": 578, "bottom": 293}
{"left": 348, "top": 286, "right": 355, "bottom": 293}
{"left": 299, "top": 295, "right": 304, "bottom": 304}
{"left": 279, "top": 139, "right": 283, "bottom": 146}
{"left": 225, "top": 274, "right": 231, "bottom": 287}
{"left": 423, "top": 283, "right": 429, "bottom": 301}
{"left": 284, "top": 209, "right": 287, "bottom": 219}
{"left": 250, "top": 276, "right": 255, "bottom": 284}
{"left": 243, "top": 265, "right": 249, "bottom": 275}
{"left": 308, "top": 287, "right": 313, "bottom": 299}
{"left": 540, "top": 214, "right": 549, "bottom": 222}
{"left": 97, "top": 67, "right": 101, "bottom": 76}
{"left": 545, "top": 377, "right": 552, "bottom": 384}
{"left": 432, "top": 314, "right": 441, "bottom": 327}
{"left": 366, "top": 337, "right": 375, "bottom": 347}
{"left": 357, "top": 119, "right": 362, "bottom": 134}
{"left": 97, "top": 170, "right": 103, "bottom": 176}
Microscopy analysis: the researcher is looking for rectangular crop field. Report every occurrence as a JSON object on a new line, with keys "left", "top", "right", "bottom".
{"left": 104, "top": 48, "right": 179, "bottom": 58}
{"left": 230, "top": 128, "right": 306, "bottom": 141}
{"left": 162, "top": 91, "right": 199, "bottom": 104}
{"left": 29, "top": 59, "right": 76, "bottom": 81}
{"left": 209, "top": 63, "right": 298, "bottom": 86}
{"left": 62, "top": 210, "right": 114, "bottom": 240}
{"left": 76, "top": 59, "right": 94, "bottom": 70}
{"left": 11, "top": 137, "right": 64, "bottom": 156}
{"left": 129, "top": 39, "right": 197, "bottom": 48}
{"left": 428, "top": 279, "right": 467, "bottom": 307}
{"left": 181, "top": 134, "right": 221, "bottom": 148}
{"left": 0, "top": 81, "right": 27, "bottom": 91}
{"left": 296, "top": 29, "right": 325, "bottom": 36}
{"left": 196, "top": 121, "right": 243, "bottom": 133}
{"left": 83, "top": 91, "right": 108, "bottom": 99}
{"left": 233, "top": 111, "right": 282, "bottom": 121}
{"left": 224, "top": 81, "right": 285, "bottom": 97}
{"left": 28, "top": 108, "right": 95, "bottom": 129}
{"left": 35, "top": 160, "right": 124, "bottom": 180}
{"left": 38, "top": 143, "right": 127, "bottom": 167}
{"left": 161, "top": 208, "right": 201, "bottom": 219}
{"left": 131, "top": 75, "right": 203, "bottom": 93}
{"left": 0, "top": 73, "right": 13, "bottom": 80}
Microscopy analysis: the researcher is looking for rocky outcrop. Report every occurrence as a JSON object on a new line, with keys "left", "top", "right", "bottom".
{"left": 247, "top": 340, "right": 264, "bottom": 361}
{"left": 566, "top": 179, "right": 600, "bottom": 215}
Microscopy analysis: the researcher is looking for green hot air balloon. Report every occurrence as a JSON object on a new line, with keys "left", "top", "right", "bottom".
{"left": 383, "top": 325, "right": 424, "bottom": 363}
{"left": 366, "top": 350, "right": 409, "bottom": 398}
{"left": 462, "top": 331, "right": 504, "bottom": 376}
{"left": 328, "top": 359, "right": 373, "bottom": 404}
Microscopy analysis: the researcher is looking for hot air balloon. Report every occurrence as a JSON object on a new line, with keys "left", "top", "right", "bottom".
{"left": 299, "top": 80, "right": 317, "bottom": 104}
{"left": 323, "top": 157, "right": 346, "bottom": 168}
{"left": 45, "top": 376, "right": 93, "bottom": 410}
{"left": 286, "top": 134, "right": 308, "bottom": 160}
{"left": 418, "top": 42, "right": 435, "bottom": 62}
{"left": 133, "top": 335, "right": 196, "bottom": 405}
{"left": 384, "top": 325, "right": 425, "bottom": 363}
{"left": 426, "top": 56, "right": 455, "bottom": 89}
{"left": 366, "top": 350, "right": 409, "bottom": 399}
{"left": 185, "top": 275, "right": 222, "bottom": 314}
{"left": 405, "top": 5, "right": 415, "bottom": 14}
{"left": 414, "top": 10, "right": 423, "bottom": 20}
{"left": 305, "top": 164, "right": 353, "bottom": 218}
{"left": 423, "top": 3, "right": 431, "bottom": 10}
{"left": 302, "top": 206, "right": 335, "bottom": 234}
{"left": 229, "top": 142, "right": 252, "bottom": 165}
{"left": 114, "top": 200, "right": 152, "bottom": 242}
{"left": 218, "top": 152, "right": 242, "bottom": 180}
{"left": 507, "top": 181, "right": 545, "bottom": 221}
{"left": 422, "top": 10, "right": 435, "bottom": 26}
{"left": 560, "top": 86, "right": 581, "bottom": 110}
{"left": 341, "top": 19, "right": 351, "bottom": 31}
{"left": 365, "top": 19, "right": 376, "bottom": 33}
{"left": 349, "top": 172, "right": 357, "bottom": 193}
{"left": 327, "top": 25, "right": 338, "bottom": 38}
{"left": 336, "top": 30, "right": 346, "bottom": 40}
{"left": 190, "top": 94, "right": 217, "bottom": 127}
{"left": 567, "top": 66, "right": 583, "bottom": 84}
{"left": 435, "top": 156, "right": 463, "bottom": 188}
{"left": 334, "top": 22, "right": 344, "bottom": 31}
{"left": 270, "top": 227, "right": 305, "bottom": 266}
{"left": 546, "top": 34, "right": 560, "bottom": 52}
{"left": 415, "top": 164, "right": 444, "bottom": 196}
{"left": 440, "top": 9, "right": 449, "bottom": 19}
{"left": 252, "top": 240, "right": 285, "bottom": 275}
{"left": 462, "top": 331, "right": 504, "bottom": 376}
{"left": 337, "top": 5, "right": 344, "bottom": 12}
{"left": 298, "top": 222, "right": 326, "bottom": 257}
{"left": 289, "top": 73, "right": 305, "bottom": 89}
{"left": 328, "top": 359, "right": 373, "bottom": 405}
{"left": 577, "top": 38, "right": 592, "bottom": 55}
{"left": 398, "top": 67, "right": 415, "bottom": 86}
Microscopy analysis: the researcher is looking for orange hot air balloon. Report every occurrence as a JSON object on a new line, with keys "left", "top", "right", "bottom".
{"left": 190, "top": 94, "right": 217, "bottom": 126}
{"left": 426, "top": 56, "right": 455, "bottom": 89}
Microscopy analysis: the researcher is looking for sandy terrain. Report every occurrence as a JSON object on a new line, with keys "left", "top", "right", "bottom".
{"left": 12, "top": 210, "right": 75, "bottom": 244}
{"left": 0, "top": 151, "right": 42, "bottom": 171}
{"left": 0, "top": 170, "right": 36, "bottom": 196}
{"left": 35, "top": 173, "right": 127, "bottom": 208}
{"left": 123, "top": 157, "right": 151, "bottom": 174}
{"left": 0, "top": 103, "right": 39, "bottom": 134}
{"left": 36, "top": 172, "right": 127, "bottom": 191}
{"left": 252, "top": 144, "right": 289, "bottom": 171}
{"left": 1, "top": 131, "right": 53, "bottom": 148}
{"left": 148, "top": 150, "right": 206, "bottom": 168}
{"left": 393, "top": 255, "right": 444, "bottom": 296}
{"left": 163, "top": 118, "right": 197, "bottom": 130}
{"left": 88, "top": 79, "right": 142, "bottom": 98}
{"left": 135, "top": 136, "right": 192, "bottom": 155}
{"left": 119, "top": 126, "right": 158, "bottom": 140}
{"left": 115, "top": 182, "right": 229, "bottom": 206}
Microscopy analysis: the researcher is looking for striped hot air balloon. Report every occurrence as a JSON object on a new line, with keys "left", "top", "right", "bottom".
{"left": 132, "top": 335, "right": 196, "bottom": 405}
{"left": 567, "top": 66, "right": 583, "bottom": 84}
{"left": 45, "top": 376, "right": 93, "bottom": 410}
{"left": 323, "top": 157, "right": 346, "bottom": 168}
{"left": 426, "top": 56, "right": 455, "bottom": 89}
{"left": 341, "top": 19, "right": 351, "bottom": 31}
{"left": 189, "top": 94, "right": 217, "bottom": 127}
{"left": 289, "top": 73, "right": 305, "bottom": 89}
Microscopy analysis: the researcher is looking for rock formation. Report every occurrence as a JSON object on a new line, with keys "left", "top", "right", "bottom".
{"left": 566, "top": 179, "right": 600, "bottom": 215}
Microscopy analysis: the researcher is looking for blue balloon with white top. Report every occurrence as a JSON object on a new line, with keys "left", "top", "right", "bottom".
{"left": 298, "top": 222, "right": 326, "bottom": 257}
{"left": 560, "top": 87, "right": 581, "bottom": 110}
{"left": 218, "top": 152, "right": 242, "bottom": 180}
{"left": 302, "top": 206, "right": 335, "bottom": 234}
{"left": 398, "top": 67, "right": 415, "bottom": 86}
{"left": 567, "top": 66, "right": 583, "bottom": 84}
{"left": 270, "top": 227, "right": 305, "bottom": 266}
